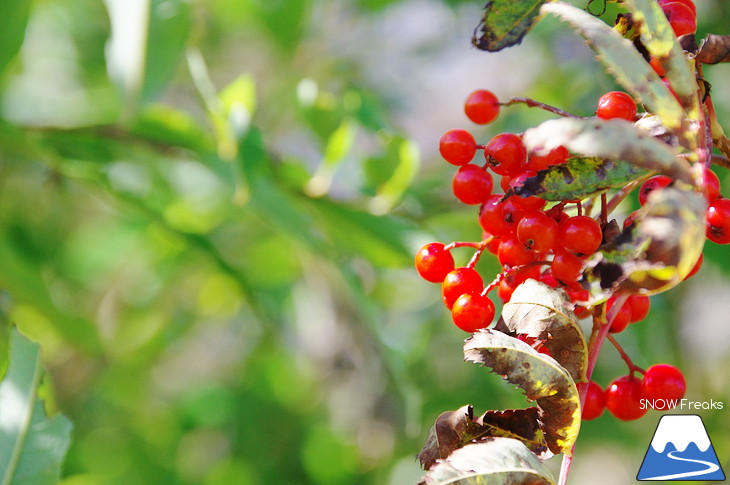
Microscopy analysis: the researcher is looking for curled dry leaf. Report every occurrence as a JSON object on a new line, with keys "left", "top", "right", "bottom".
{"left": 464, "top": 329, "right": 581, "bottom": 455}
{"left": 501, "top": 279, "right": 588, "bottom": 382}
{"left": 697, "top": 34, "right": 730, "bottom": 64}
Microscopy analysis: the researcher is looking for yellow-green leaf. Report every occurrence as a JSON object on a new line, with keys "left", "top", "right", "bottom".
{"left": 472, "top": 0, "right": 551, "bottom": 52}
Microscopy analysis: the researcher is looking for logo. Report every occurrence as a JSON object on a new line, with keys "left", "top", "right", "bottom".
{"left": 637, "top": 414, "right": 726, "bottom": 481}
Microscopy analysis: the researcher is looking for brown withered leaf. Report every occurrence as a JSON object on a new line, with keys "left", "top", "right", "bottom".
{"left": 697, "top": 34, "right": 730, "bottom": 64}
{"left": 418, "top": 405, "right": 486, "bottom": 470}
{"left": 477, "top": 408, "right": 549, "bottom": 458}
{"left": 502, "top": 280, "right": 588, "bottom": 383}
{"left": 464, "top": 330, "right": 581, "bottom": 455}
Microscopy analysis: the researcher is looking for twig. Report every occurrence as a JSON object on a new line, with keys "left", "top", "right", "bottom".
{"left": 607, "top": 333, "right": 645, "bottom": 376}
{"left": 501, "top": 97, "right": 581, "bottom": 118}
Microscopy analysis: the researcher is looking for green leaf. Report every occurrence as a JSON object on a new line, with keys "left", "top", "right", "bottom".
{"left": 541, "top": 2, "right": 684, "bottom": 130}
{"left": 370, "top": 138, "right": 420, "bottom": 215}
{"left": 0, "top": 328, "right": 73, "bottom": 485}
{"left": 586, "top": 186, "right": 706, "bottom": 297}
{"left": 0, "top": 0, "right": 31, "bottom": 77}
{"left": 509, "top": 156, "right": 651, "bottom": 201}
{"left": 522, "top": 117, "right": 693, "bottom": 184}
{"left": 472, "top": 0, "right": 550, "bottom": 52}
{"left": 501, "top": 280, "right": 588, "bottom": 382}
{"left": 419, "top": 439, "right": 555, "bottom": 485}
{"left": 464, "top": 329, "right": 580, "bottom": 455}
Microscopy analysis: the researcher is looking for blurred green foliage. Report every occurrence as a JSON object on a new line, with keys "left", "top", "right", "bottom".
{"left": 0, "top": 0, "right": 729, "bottom": 484}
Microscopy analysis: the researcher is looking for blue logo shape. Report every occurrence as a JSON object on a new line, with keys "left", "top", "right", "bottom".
{"left": 637, "top": 414, "right": 726, "bottom": 481}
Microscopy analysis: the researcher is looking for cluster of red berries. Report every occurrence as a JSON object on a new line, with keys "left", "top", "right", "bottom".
{"left": 583, "top": 364, "right": 687, "bottom": 421}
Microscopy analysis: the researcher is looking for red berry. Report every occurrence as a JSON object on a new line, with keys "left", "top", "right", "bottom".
{"left": 415, "top": 243, "right": 455, "bottom": 283}
{"left": 551, "top": 250, "right": 585, "bottom": 289}
{"left": 596, "top": 91, "right": 637, "bottom": 121}
{"left": 662, "top": 1, "right": 697, "bottom": 37}
{"left": 605, "top": 375, "right": 648, "bottom": 421}
{"left": 582, "top": 381, "right": 606, "bottom": 421}
{"left": 479, "top": 196, "right": 510, "bottom": 237}
{"left": 559, "top": 215, "right": 603, "bottom": 256}
{"left": 701, "top": 166, "right": 721, "bottom": 202}
{"left": 607, "top": 296, "right": 633, "bottom": 333}
{"left": 517, "top": 211, "right": 559, "bottom": 253}
{"left": 451, "top": 293, "right": 495, "bottom": 332}
{"left": 464, "top": 89, "right": 500, "bottom": 125}
{"left": 484, "top": 133, "right": 527, "bottom": 176}
{"left": 707, "top": 198, "right": 730, "bottom": 244}
{"left": 498, "top": 236, "right": 539, "bottom": 268}
{"left": 439, "top": 129, "right": 477, "bottom": 166}
{"left": 527, "top": 146, "right": 569, "bottom": 172}
{"left": 442, "top": 267, "right": 484, "bottom": 309}
{"left": 627, "top": 295, "right": 651, "bottom": 323}
{"left": 497, "top": 278, "right": 517, "bottom": 303}
{"left": 452, "top": 164, "right": 494, "bottom": 205}
{"left": 639, "top": 175, "right": 673, "bottom": 205}
{"left": 623, "top": 210, "right": 641, "bottom": 229}
{"left": 640, "top": 364, "right": 686, "bottom": 406}
{"left": 659, "top": 0, "right": 696, "bottom": 15}
{"left": 508, "top": 172, "right": 546, "bottom": 211}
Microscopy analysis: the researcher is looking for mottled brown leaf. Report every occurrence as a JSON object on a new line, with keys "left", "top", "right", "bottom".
{"left": 697, "top": 34, "right": 730, "bottom": 64}
{"left": 418, "top": 405, "right": 486, "bottom": 470}
{"left": 478, "top": 408, "right": 549, "bottom": 458}
{"left": 502, "top": 280, "right": 588, "bottom": 382}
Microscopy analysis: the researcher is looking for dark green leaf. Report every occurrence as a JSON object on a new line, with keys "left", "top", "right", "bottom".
{"left": 464, "top": 329, "right": 580, "bottom": 455}
{"left": 509, "top": 156, "right": 651, "bottom": 201}
{"left": 472, "top": 0, "right": 550, "bottom": 52}
{"left": 0, "top": 0, "right": 32, "bottom": 77}
{"left": 0, "top": 329, "right": 73, "bottom": 485}
{"left": 419, "top": 439, "right": 555, "bottom": 485}
{"left": 501, "top": 280, "right": 588, "bottom": 382}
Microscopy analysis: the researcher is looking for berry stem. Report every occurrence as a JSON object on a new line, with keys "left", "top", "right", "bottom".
{"left": 500, "top": 97, "right": 580, "bottom": 118}
{"left": 607, "top": 333, "right": 645, "bottom": 376}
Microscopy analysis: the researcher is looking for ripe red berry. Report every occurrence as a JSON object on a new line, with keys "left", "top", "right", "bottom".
{"left": 662, "top": 1, "right": 697, "bottom": 37}
{"left": 484, "top": 133, "right": 527, "bottom": 176}
{"left": 607, "top": 296, "right": 633, "bottom": 333}
{"left": 451, "top": 293, "right": 495, "bottom": 332}
{"left": 508, "top": 172, "right": 546, "bottom": 211}
{"left": 640, "top": 364, "right": 687, "bottom": 406}
{"left": 517, "top": 211, "right": 559, "bottom": 253}
{"left": 527, "top": 145, "right": 569, "bottom": 172}
{"left": 452, "top": 164, "right": 494, "bottom": 205}
{"left": 559, "top": 215, "right": 602, "bottom": 256}
{"left": 582, "top": 381, "right": 606, "bottom": 421}
{"left": 706, "top": 198, "right": 730, "bottom": 244}
{"left": 639, "top": 175, "right": 673, "bottom": 205}
{"left": 442, "top": 267, "right": 484, "bottom": 309}
{"left": 659, "top": 0, "right": 696, "bottom": 15}
{"left": 605, "top": 375, "right": 648, "bottom": 421}
{"left": 551, "top": 250, "right": 585, "bottom": 289}
{"left": 623, "top": 210, "right": 641, "bottom": 229}
{"left": 701, "top": 165, "right": 721, "bottom": 202}
{"left": 439, "top": 129, "right": 477, "bottom": 166}
{"left": 498, "top": 236, "right": 539, "bottom": 268}
{"left": 627, "top": 295, "right": 651, "bottom": 323}
{"left": 479, "top": 196, "right": 510, "bottom": 237}
{"left": 596, "top": 91, "right": 637, "bottom": 121}
{"left": 415, "top": 243, "right": 455, "bottom": 283}
{"left": 464, "top": 89, "right": 500, "bottom": 125}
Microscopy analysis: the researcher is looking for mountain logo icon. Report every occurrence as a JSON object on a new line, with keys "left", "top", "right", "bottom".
{"left": 637, "top": 414, "right": 726, "bottom": 481}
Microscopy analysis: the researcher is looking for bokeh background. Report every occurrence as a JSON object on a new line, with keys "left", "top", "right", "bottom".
{"left": 1, "top": 0, "right": 729, "bottom": 484}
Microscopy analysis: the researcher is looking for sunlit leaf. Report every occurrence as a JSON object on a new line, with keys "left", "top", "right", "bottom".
{"left": 0, "top": 329, "right": 73, "bottom": 485}
{"left": 0, "top": 0, "right": 31, "bottom": 77}
{"left": 501, "top": 280, "right": 588, "bottom": 382}
{"left": 522, "top": 117, "right": 693, "bottom": 184}
{"left": 419, "top": 439, "right": 555, "bottom": 485}
{"left": 464, "top": 329, "right": 580, "bottom": 455}
{"left": 472, "top": 0, "right": 551, "bottom": 52}
{"left": 541, "top": 2, "right": 684, "bottom": 131}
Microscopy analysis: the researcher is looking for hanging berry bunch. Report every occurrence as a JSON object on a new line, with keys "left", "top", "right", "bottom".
{"left": 416, "top": 1, "right": 730, "bottom": 484}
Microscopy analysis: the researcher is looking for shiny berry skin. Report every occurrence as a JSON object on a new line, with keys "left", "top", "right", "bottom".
{"left": 640, "top": 364, "right": 687, "bottom": 405}
{"left": 464, "top": 89, "right": 500, "bottom": 125}
{"left": 508, "top": 172, "right": 546, "bottom": 211}
{"left": 452, "top": 164, "right": 494, "bottom": 205}
{"left": 479, "top": 196, "right": 510, "bottom": 237}
{"left": 582, "top": 381, "right": 606, "bottom": 421}
{"left": 639, "top": 175, "right": 673, "bottom": 205}
{"left": 607, "top": 297, "right": 633, "bottom": 333}
{"left": 451, "top": 293, "right": 495, "bottom": 332}
{"left": 662, "top": 1, "right": 697, "bottom": 37}
{"left": 484, "top": 133, "right": 527, "bottom": 176}
{"left": 706, "top": 198, "right": 730, "bottom": 244}
{"left": 498, "top": 236, "right": 539, "bottom": 268}
{"left": 596, "top": 91, "right": 637, "bottom": 121}
{"left": 605, "top": 375, "right": 648, "bottom": 421}
{"left": 439, "top": 129, "right": 477, "bottom": 166}
{"left": 527, "top": 146, "right": 569, "bottom": 172}
{"left": 659, "top": 0, "right": 696, "bottom": 15}
{"left": 415, "top": 243, "right": 455, "bottom": 283}
{"left": 551, "top": 250, "right": 584, "bottom": 289}
{"left": 559, "top": 215, "right": 602, "bottom": 256}
{"left": 517, "top": 211, "right": 559, "bottom": 253}
{"left": 701, "top": 166, "right": 721, "bottom": 202}
{"left": 442, "top": 267, "right": 484, "bottom": 309}
{"left": 627, "top": 295, "right": 651, "bottom": 323}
